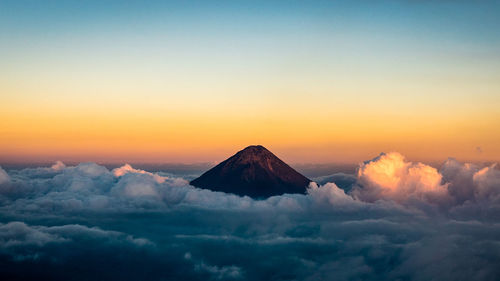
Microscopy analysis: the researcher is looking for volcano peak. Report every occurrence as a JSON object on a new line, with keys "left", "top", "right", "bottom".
{"left": 190, "top": 145, "right": 311, "bottom": 198}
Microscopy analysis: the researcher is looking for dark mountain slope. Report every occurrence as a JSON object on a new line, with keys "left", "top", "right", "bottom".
{"left": 190, "top": 145, "right": 311, "bottom": 198}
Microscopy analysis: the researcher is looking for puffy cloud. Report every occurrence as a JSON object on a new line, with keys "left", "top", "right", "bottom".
{"left": 0, "top": 221, "right": 67, "bottom": 248}
{"left": 195, "top": 262, "right": 243, "bottom": 280}
{"left": 111, "top": 173, "right": 161, "bottom": 199}
{"left": 185, "top": 252, "right": 243, "bottom": 280}
{"left": 0, "top": 166, "right": 10, "bottom": 184}
{"left": 0, "top": 155, "right": 498, "bottom": 280}
{"left": 352, "top": 152, "right": 450, "bottom": 204}
{"left": 307, "top": 182, "right": 359, "bottom": 207}
{"left": 313, "top": 172, "right": 357, "bottom": 192}
{"left": 440, "top": 158, "right": 478, "bottom": 204}
{"left": 0, "top": 221, "right": 151, "bottom": 248}
{"left": 0, "top": 221, "right": 152, "bottom": 263}
{"left": 112, "top": 164, "right": 170, "bottom": 184}
{"left": 347, "top": 154, "right": 500, "bottom": 211}
{"left": 473, "top": 164, "right": 500, "bottom": 202}
{"left": 51, "top": 160, "right": 66, "bottom": 171}
{"left": 73, "top": 162, "right": 109, "bottom": 178}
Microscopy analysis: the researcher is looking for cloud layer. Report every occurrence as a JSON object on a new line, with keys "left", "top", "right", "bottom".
{"left": 0, "top": 153, "right": 499, "bottom": 280}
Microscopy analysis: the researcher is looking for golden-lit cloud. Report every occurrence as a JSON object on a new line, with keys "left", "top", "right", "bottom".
{"left": 112, "top": 164, "right": 168, "bottom": 184}
{"left": 353, "top": 152, "right": 449, "bottom": 203}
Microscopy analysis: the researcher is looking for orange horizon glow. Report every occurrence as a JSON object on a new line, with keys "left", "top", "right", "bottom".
{"left": 1, "top": 104, "right": 499, "bottom": 164}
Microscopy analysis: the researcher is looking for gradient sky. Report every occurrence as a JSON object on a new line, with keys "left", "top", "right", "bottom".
{"left": 1, "top": 0, "right": 500, "bottom": 164}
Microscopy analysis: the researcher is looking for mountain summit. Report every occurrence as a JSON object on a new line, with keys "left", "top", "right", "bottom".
{"left": 190, "top": 145, "right": 311, "bottom": 198}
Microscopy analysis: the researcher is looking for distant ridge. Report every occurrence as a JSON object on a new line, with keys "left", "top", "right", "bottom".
{"left": 190, "top": 145, "right": 311, "bottom": 198}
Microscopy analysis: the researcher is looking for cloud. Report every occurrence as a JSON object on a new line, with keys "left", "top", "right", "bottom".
{"left": 473, "top": 164, "right": 500, "bottom": 202}
{"left": 307, "top": 182, "right": 360, "bottom": 207}
{"left": 112, "top": 164, "right": 170, "bottom": 184}
{"left": 0, "top": 166, "right": 10, "bottom": 184}
{"left": 195, "top": 262, "right": 243, "bottom": 280}
{"left": 185, "top": 252, "right": 243, "bottom": 280}
{"left": 351, "top": 152, "right": 450, "bottom": 204}
{"left": 0, "top": 221, "right": 152, "bottom": 248}
{"left": 0, "top": 221, "right": 67, "bottom": 248}
{"left": 73, "top": 162, "right": 110, "bottom": 178}
{"left": 111, "top": 173, "right": 161, "bottom": 199}
{"left": 440, "top": 158, "right": 478, "bottom": 204}
{"left": 313, "top": 172, "right": 357, "bottom": 192}
{"left": 51, "top": 161, "right": 66, "bottom": 171}
{"left": 0, "top": 155, "right": 499, "bottom": 280}
{"left": 0, "top": 221, "right": 152, "bottom": 263}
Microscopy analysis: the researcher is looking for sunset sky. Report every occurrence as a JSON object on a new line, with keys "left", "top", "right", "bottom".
{"left": 1, "top": 0, "right": 499, "bottom": 163}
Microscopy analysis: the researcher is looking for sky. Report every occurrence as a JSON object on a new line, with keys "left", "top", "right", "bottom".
{"left": 1, "top": 0, "right": 500, "bottom": 164}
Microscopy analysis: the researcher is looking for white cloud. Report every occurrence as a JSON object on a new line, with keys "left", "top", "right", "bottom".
{"left": 73, "top": 162, "right": 110, "bottom": 178}
{"left": 352, "top": 152, "right": 450, "bottom": 204}
{"left": 0, "top": 155, "right": 499, "bottom": 280}
{"left": 112, "top": 164, "right": 168, "bottom": 184}
{"left": 1, "top": 153, "right": 499, "bottom": 214}
{"left": 307, "top": 182, "right": 359, "bottom": 207}
{"left": 111, "top": 173, "right": 160, "bottom": 199}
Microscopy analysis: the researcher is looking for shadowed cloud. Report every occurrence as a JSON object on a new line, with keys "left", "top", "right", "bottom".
{"left": 0, "top": 152, "right": 499, "bottom": 280}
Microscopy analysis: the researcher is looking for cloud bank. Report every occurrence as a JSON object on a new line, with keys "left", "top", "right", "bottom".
{"left": 0, "top": 153, "right": 499, "bottom": 280}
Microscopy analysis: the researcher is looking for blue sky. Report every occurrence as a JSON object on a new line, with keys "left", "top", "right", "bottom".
{"left": 1, "top": 0, "right": 500, "bottom": 163}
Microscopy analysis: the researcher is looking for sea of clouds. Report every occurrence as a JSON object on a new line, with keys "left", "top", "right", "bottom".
{"left": 0, "top": 152, "right": 499, "bottom": 280}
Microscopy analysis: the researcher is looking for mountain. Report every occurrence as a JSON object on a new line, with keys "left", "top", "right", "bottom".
{"left": 190, "top": 145, "right": 311, "bottom": 198}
